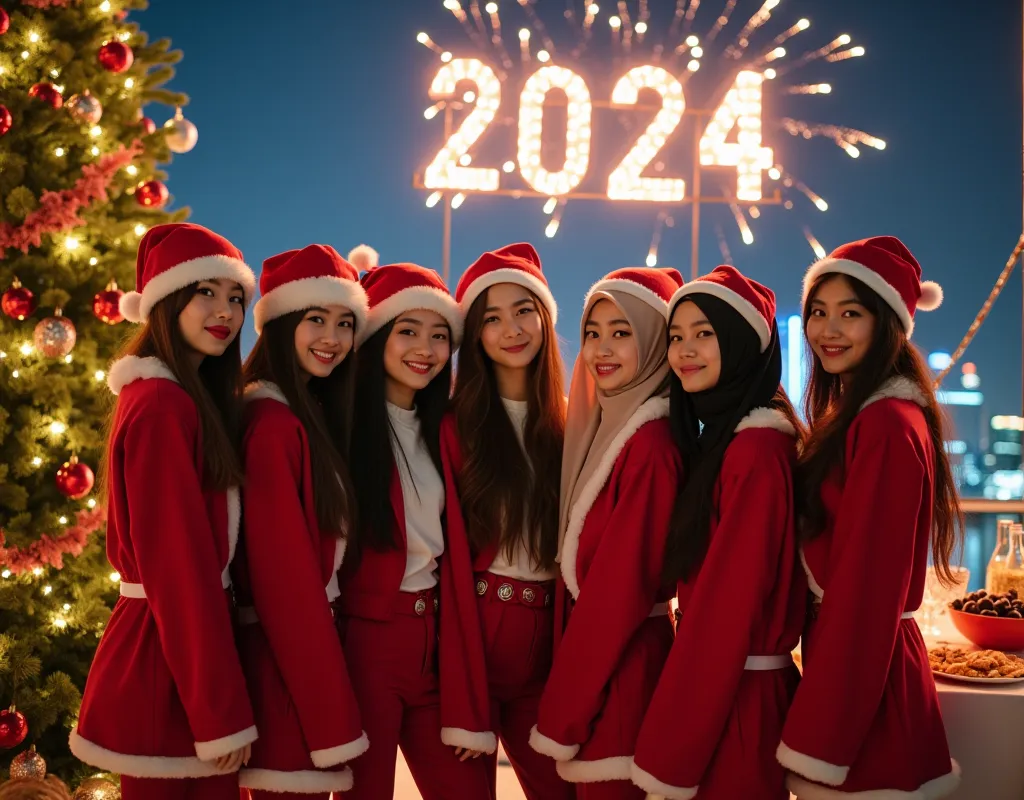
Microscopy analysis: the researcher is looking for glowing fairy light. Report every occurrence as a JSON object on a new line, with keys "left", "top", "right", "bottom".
{"left": 426, "top": 191, "right": 443, "bottom": 208}
{"left": 502, "top": 160, "right": 516, "bottom": 173}
{"left": 784, "top": 83, "right": 831, "bottom": 94}
{"left": 451, "top": 192, "right": 467, "bottom": 209}
{"left": 543, "top": 197, "right": 558, "bottom": 214}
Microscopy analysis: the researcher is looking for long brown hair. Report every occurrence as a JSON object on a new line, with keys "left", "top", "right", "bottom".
{"left": 106, "top": 284, "right": 245, "bottom": 491}
{"left": 451, "top": 290, "right": 565, "bottom": 569}
{"left": 242, "top": 310, "right": 357, "bottom": 537}
{"left": 798, "top": 273, "right": 964, "bottom": 583}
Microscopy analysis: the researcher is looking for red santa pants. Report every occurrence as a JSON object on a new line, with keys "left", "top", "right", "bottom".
{"left": 121, "top": 773, "right": 238, "bottom": 800}
{"left": 245, "top": 791, "right": 327, "bottom": 800}
{"left": 337, "top": 588, "right": 492, "bottom": 800}
{"left": 475, "top": 573, "right": 574, "bottom": 800}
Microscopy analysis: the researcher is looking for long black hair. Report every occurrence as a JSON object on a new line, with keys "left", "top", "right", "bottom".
{"left": 348, "top": 320, "right": 453, "bottom": 552}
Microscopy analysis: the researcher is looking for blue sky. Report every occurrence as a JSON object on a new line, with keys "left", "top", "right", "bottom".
{"left": 137, "top": 0, "right": 1023, "bottom": 414}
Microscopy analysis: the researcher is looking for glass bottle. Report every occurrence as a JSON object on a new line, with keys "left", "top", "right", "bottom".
{"left": 989, "top": 523, "right": 1024, "bottom": 595}
{"left": 986, "top": 519, "right": 1014, "bottom": 591}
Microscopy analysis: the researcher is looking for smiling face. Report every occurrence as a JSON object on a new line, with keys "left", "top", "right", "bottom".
{"left": 383, "top": 308, "right": 452, "bottom": 408}
{"left": 581, "top": 298, "right": 638, "bottom": 392}
{"left": 667, "top": 299, "right": 722, "bottom": 393}
{"left": 805, "top": 273, "right": 876, "bottom": 379}
{"left": 478, "top": 282, "right": 544, "bottom": 371}
{"left": 293, "top": 304, "right": 355, "bottom": 381}
{"left": 177, "top": 278, "right": 245, "bottom": 361}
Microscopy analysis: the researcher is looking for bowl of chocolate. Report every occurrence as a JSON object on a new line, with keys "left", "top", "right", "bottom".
{"left": 949, "top": 589, "right": 1024, "bottom": 651}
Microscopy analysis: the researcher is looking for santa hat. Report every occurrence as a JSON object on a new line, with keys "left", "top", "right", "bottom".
{"left": 360, "top": 262, "right": 463, "bottom": 345}
{"left": 584, "top": 267, "right": 684, "bottom": 315}
{"left": 802, "top": 235, "right": 942, "bottom": 336}
{"left": 252, "top": 244, "right": 368, "bottom": 336}
{"left": 669, "top": 265, "right": 775, "bottom": 352}
{"left": 120, "top": 222, "right": 256, "bottom": 323}
{"left": 456, "top": 243, "right": 558, "bottom": 324}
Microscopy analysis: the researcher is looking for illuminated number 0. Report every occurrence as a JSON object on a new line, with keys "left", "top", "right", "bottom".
{"left": 423, "top": 58, "right": 501, "bottom": 192}
{"left": 698, "top": 71, "right": 773, "bottom": 201}
{"left": 517, "top": 66, "right": 592, "bottom": 196}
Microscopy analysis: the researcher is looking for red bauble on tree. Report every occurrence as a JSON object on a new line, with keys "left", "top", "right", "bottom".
{"left": 28, "top": 82, "right": 63, "bottom": 109}
{"left": 56, "top": 455, "right": 95, "bottom": 500}
{"left": 93, "top": 279, "right": 124, "bottom": 324}
{"left": 139, "top": 116, "right": 156, "bottom": 134}
{"left": 0, "top": 7, "right": 9, "bottom": 36}
{"left": 2, "top": 277, "right": 37, "bottom": 320}
{"left": 33, "top": 308, "right": 76, "bottom": 357}
{"left": 0, "top": 104, "right": 13, "bottom": 136}
{"left": 0, "top": 705, "right": 28, "bottom": 749}
{"left": 135, "top": 180, "right": 169, "bottom": 209}
{"left": 98, "top": 40, "right": 133, "bottom": 73}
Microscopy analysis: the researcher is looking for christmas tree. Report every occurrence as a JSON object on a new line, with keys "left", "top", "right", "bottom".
{"left": 0, "top": 0, "right": 196, "bottom": 784}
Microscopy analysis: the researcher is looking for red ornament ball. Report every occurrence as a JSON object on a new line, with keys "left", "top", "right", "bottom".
{"left": 139, "top": 116, "right": 156, "bottom": 135}
{"left": 56, "top": 456, "right": 95, "bottom": 500}
{"left": 98, "top": 40, "right": 133, "bottom": 73}
{"left": 28, "top": 82, "right": 63, "bottom": 109}
{"left": 135, "top": 180, "right": 169, "bottom": 209}
{"left": 9, "top": 747, "right": 46, "bottom": 779}
{"left": 33, "top": 310, "right": 76, "bottom": 358}
{"left": 0, "top": 7, "right": 9, "bottom": 36}
{"left": 0, "top": 706, "right": 28, "bottom": 749}
{"left": 0, "top": 104, "right": 10, "bottom": 136}
{"left": 93, "top": 280, "right": 124, "bottom": 325}
{"left": 2, "top": 277, "right": 36, "bottom": 320}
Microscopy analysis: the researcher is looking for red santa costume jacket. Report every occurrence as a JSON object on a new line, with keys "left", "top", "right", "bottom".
{"left": 777, "top": 377, "right": 960, "bottom": 799}
{"left": 70, "top": 356, "right": 257, "bottom": 777}
{"left": 631, "top": 408, "right": 805, "bottom": 800}
{"left": 335, "top": 464, "right": 494, "bottom": 752}
{"left": 233, "top": 382, "right": 368, "bottom": 794}
{"left": 529, "top": 397, "right": 682, "bottom": 782}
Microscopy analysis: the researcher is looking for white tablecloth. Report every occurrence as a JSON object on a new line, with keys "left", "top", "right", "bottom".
{"left": 925, "top": 615, "right": 1024, "bottom": 800}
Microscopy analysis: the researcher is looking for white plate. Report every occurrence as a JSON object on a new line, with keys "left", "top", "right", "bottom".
{"left": 932, "top": 670, "right": 1024, "bottom": 685}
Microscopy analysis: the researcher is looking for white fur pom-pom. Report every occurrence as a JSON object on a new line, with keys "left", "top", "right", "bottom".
{"left": 119, "top": 290, "right": 143, "bottom": 323}
{"left": 918, "top": 280, "right": 943, "bottom": 311}
{"left": 347, "top": 244, "right": 379, "bottom": 272}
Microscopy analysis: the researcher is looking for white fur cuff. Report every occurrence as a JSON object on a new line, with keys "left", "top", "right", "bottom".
{"left": 776, "top": 740, "right": 849, "bottom": 787}
{"left": 310, "top": 731, "right": 369, "bottom": 767}
{"left": 440, "top": 727, "right": 498, "bottom": 755}
{"left": 528, "top": 725, "right": 579, "bottom": 761}
{"left": 194, "top": 725, "right": 258, "bottom": 761}
{"left": 631, "top": 760, "right": 698, "bottom": 799}
{"left": 240, "top": 766, "right": 353, "bottom": 793}
{"left": 557, "top": 755, "right": 633, "bottom": 783}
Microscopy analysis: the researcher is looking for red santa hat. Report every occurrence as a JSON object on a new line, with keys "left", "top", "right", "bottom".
{"left": 802, "top": 235, "right": 943, "bottom": 336}
{"left": 455, "top": 242, "right": 558, "bottom": 324}
{"left": 120, "top": 222, "right": 256, "bottom": 323}
{"left": 584, "top": 266, "right": 684, "bottom": 315}
{"left": 252, "top": 244, "right": 368, "bottom": 336}
{"left": 669, "top": 264, "right": 776, "bottom": 352}
{"left": 360, "top": 262, "right": 463, "bottom": 345}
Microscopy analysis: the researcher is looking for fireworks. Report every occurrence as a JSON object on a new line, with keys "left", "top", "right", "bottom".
{"left": 415, "top": 0, "right": 885, "bottom": 271}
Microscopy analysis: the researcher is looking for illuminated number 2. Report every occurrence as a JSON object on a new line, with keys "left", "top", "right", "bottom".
{"left": 607, "top": 66, "right": 687, "bottom": 202}
{"left": 423, "top": 58, "right": 502, "bottom": 192}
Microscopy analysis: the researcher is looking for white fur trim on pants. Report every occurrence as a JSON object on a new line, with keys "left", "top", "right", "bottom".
{"left": 440, "top": 727, "right": 498, "bottom": 754}
{"left": 309, "top": 731, "right": 369, "bottom": 767}
{"left": 528, "top": 725, "right": 579, "bottom": 761}
{"left": 631, "top": 760, "right": 698, "bottom": 799}
{"left": 777, "top": 741, "right": 849, "bottom": 786}
{"left": 194, "top": 724, "right": 258, "bottom": 761}
{"left": 556, "top": 755, "right": 634, "bottom": 783}
{"left": 70, "top": 727, "right": 235, "bottom": 779}
{"left": 786, "top": 760, "right": 960, "bottom": 800}
{"left": 239, "top": 766, "right": 353, "bottom": 794}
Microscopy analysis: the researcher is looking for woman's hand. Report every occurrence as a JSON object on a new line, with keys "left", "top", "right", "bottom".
{"left": 453, "top": 746, "right": 485, "bottom": 762}
{"left": 209, "top": 743, "right": 251, "bottom": 773}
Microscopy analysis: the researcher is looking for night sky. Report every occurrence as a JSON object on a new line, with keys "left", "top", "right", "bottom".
{"left": 136, "top": 0, "right": 1023, "bottom": 415}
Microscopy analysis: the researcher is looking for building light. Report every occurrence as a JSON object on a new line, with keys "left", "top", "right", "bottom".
{"left": 936, "top": 390, "right": 983, "bottom": 407}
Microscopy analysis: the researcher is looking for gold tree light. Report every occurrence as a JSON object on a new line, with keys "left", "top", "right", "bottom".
{"left": 414, "top": 0, "right": 884, "bottom": 278}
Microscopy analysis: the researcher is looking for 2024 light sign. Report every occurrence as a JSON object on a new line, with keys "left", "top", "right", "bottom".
{"left": 422, "top": 57, "right": 773, "bottom": 203}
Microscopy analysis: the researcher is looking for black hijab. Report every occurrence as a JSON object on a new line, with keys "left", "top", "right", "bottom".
{"left": 663, "top": 293, "right": 783, "bottom": 583}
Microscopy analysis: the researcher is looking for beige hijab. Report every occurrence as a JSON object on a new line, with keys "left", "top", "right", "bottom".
{"left": 556, "top": 291, "right": 671, "bottom": 561}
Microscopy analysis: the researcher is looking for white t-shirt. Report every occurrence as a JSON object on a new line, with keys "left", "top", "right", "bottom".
{"left": 388, "top": 403, "right": 445, "bottom": 592}
{"left": 487, "top": 398, "right": 557, "bottom": 582}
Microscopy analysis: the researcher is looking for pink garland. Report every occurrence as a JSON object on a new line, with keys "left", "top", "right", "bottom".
{"left": 19, "top": 0, "right": 82, "bottom": 8}
{"left": 0, "top": 506, "right": 106, "bottom": 574}
{"left": 0, "top": 140, "right": 143, "bottom": 257}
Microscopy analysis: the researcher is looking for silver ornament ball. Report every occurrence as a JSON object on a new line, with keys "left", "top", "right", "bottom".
{"left": 73, "top": 778, "right": 121, "bottom": 800}
{"left": 33, "top": 312, "right": 77, "bottom": 358}
{"left": 66, "top": 92, "right": 103, "bottom": 124}
{"left": 163, "top": 112, "right": 198, "bottom": 154}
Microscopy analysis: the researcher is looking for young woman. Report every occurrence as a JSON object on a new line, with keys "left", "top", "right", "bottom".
{"left": 777, "top": 236, "right": 962, "bottom": 799}
{"left": 630, "top": 265, "right": 805, "bottom": 800}
{"left": 336, "top": 254, "right": 492, "bottom": 799}
{"left": 440, "top": 243, "right": 573, "bottom": 799}
{"left": 233, "top": 245, "right": 369, "bottom": 798}
{"left": 70, "top": 223, "right": 258, "bottom": 800}
{"left": 529, "top": 267, "right": 684, "bottom": 799}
